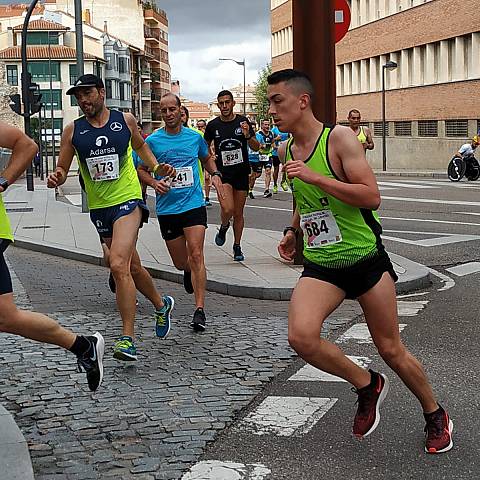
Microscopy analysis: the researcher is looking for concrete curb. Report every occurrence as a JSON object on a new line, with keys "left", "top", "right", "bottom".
{"left": 374, "top": 170, "right": 447, "bottom": 179}
{"left": 13, "top": 237, "right": 431, "bottom": 300}
{"left": 0, "top": 405, "right": 35, "bottom": 480}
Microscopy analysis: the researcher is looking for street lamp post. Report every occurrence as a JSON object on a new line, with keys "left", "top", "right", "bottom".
{"left": 219, "top": 58, "right": 246, "bottom": 116}
{"left": 381, "top": 60, "right": 398, "bottom": 172}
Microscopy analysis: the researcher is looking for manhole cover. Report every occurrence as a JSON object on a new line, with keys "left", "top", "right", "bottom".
{"left": 22, "top": 225, "right": 50, "bottom": 229}
{"left": 6, "top": 208, "right": 33, "bottom": 213}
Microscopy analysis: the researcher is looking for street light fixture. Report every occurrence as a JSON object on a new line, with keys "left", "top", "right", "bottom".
{"left": 219, "top": 57, "right": 246, "bottom": 116}
{"left": 381, "top": 60, "right": 397, "bottom": 172}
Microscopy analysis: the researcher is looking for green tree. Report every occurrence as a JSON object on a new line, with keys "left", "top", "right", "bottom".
{"left": 254, "top": 63, "right": 272, "bottom": 124}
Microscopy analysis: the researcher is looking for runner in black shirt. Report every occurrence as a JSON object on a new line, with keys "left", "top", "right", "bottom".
{"left": 204, "top": 90, "right": 260, "bottom": 261}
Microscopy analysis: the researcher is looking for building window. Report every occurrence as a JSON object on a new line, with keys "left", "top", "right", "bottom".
{"left": 26, "top": 32, "right": 60, "bottom": 45}
{"left": 445, "top": 120, "right": 468, "bottom": 137}
{"left": 119, "top": 57, "right": 129, "bottom": 74}
{"left": 418, "top": 120, "right": 438, "bottom": 137}
{"left": 373, "top": 122, "right": 389, "bottom": 136}
{"left": 105, "top": 54, "right": 113, "bottom": 71}
{"left": 40, "top": 89, "right": 62, "bottom": 110}
{"left": 6, "top": 65, "right": 18, "bottom": 86}
{"left": 106, "top": 79, "right": 112, "bottom": 99}
{"left": 394, "top": 121, "right": 412, "bottom": 136}
{"left": 28, "top": 61, "right": 61, "bottom": 82}
{"left": 69, "top": 65, "right": 77, "bottom": 85}
{"left": 120, "top": 83, "right": 125, "bottom": 101}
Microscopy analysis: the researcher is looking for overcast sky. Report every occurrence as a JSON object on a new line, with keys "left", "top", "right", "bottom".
{"left": 157, "top": 0, "right": 271, "bottom": 103}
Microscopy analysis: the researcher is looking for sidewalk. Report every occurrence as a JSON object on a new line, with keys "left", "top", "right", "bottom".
{"left": 4, "top": 179, "right": 431, "bottom": 300}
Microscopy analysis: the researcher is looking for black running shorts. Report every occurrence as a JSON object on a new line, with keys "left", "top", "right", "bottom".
{"left": 158, "top": 206, "right": 207, "bottom": 241}
{"left": 0, "top": 239, "right": 13, "bottom": 295}
{"left": 271, "top": 155, "right": 281, "bottom": 167}
{"left": 301, "top": 252, "right": 398, "bottom": 300}
{"left": 222, "top": 173, "right": 250, "bottom": 192}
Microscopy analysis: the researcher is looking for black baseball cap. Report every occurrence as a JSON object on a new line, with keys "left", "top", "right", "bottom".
{"left": 66, "top": 74, "right": 104, "bottom": 95}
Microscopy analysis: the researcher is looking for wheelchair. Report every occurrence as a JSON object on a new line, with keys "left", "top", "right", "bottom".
{"left": 447, "top": 154, "right": 480, "bottom": 182}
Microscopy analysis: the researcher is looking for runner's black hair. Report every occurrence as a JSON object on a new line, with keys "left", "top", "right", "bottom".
{"left": 267, "top": 69, "right": 314, "bottom": 99}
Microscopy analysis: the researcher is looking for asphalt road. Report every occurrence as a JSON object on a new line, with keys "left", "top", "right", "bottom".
{"left": 195, "top": 176, "right": 480, "bottom": 479}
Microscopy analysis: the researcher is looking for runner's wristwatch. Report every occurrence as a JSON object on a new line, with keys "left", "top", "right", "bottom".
{"left": 211, "top": 171, "right": 222, "bottom": 178}
{"left": 0, "top": 177, "right": 9, "bottom": 191}
{"left": 283, "top": 226, "right": 298, "bottom": 238}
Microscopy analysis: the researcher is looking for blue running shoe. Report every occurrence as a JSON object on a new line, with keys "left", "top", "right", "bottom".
{"left": 113, "top": 336, "right": 137, "bottom": 361}
{"left": 233, "top": 244, "right": 245, "bottom": 262}
{"left": 215, "top": 223, "right": 229, "bottom": 246}
{"left": 155, "top": 295, "right": 174, "bottom": 338}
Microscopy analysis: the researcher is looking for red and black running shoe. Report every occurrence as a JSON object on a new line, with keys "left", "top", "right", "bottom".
{"left": 424, "top": 405, "right": 453, "bottom": 454}
{"left": 352, "top": 369, "right": 389, "bottom": 438}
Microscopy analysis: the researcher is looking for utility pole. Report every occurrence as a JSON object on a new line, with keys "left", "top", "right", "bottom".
{"left": 20, "top": 0, "right": 41, "bottom": 191}
{"left": 74, "top": 0, "right": 88, "bottom": 213}
{"left": 292, "top": 0, "right": 336, "bottom": 263}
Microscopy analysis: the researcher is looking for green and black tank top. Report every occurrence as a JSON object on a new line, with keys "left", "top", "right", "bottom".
{"left": 286, "top": 124, "right": 384, "bottom": 269}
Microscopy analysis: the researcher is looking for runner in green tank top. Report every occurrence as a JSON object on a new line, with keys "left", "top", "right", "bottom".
{"left": 347, "top": 109, "right": 374, "bottom": 151}
{"left": 268, "top": 69, "right": 452, "bottom": 454}
{"left": 47, "top": 74, "right": 177, "bottom": 362}
{"left": 0, "top": 121, "right": 104, "bottom": 392}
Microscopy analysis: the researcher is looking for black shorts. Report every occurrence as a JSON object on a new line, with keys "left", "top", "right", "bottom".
{"left": 158, "top": 206, "right": 207, "bottom": 241}
{"left": 0, "top": 239, "right": 13, "bottom": 295}
{"left": 301, "top": 252, "right": 398, "bottom": 300}
{"left": 90, "top": 199, "right": 149, "bottom": 239}
{"left": 222, "top": 172, "right": 250, "bottom": 192}
{"left": 272, "top": 155, "right": 281, "bottom": 167}
{"left": 250, "top": 162, "right": 263, "bottom": 174}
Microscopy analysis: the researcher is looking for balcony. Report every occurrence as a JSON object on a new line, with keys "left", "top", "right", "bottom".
{"left": 144, "top": 26, "right": 160, "bottom": 41}
{"left": 141, "top": 88, "right": 151, "bottom": 99}
{"left": 151, "top": 92, "right": 161, "bottom": 102}
{"left": 140, "top": 68, "right": 151, "bottom": 78}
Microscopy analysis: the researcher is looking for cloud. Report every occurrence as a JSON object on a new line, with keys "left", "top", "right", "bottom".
{"left": 158, "top": 0, "right": 271, "bottom": 102}
{"left": 172, "top": 36, "right": 270, "bottom": 103}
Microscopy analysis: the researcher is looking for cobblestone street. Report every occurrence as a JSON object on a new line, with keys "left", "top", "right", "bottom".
{"left": 1, "top": 247, "right": 361, "bottom": 479}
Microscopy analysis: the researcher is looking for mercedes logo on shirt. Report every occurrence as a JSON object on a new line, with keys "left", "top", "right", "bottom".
{"left": 110, "top": 122, "right": 123, "bottom": 132}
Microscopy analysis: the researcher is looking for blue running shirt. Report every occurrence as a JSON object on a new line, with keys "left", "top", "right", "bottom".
{"left": 143, "top": 127, "right": 209, "bottom": 216}
{"left": 271, "top": 126, "right": 289, "bottom": 156}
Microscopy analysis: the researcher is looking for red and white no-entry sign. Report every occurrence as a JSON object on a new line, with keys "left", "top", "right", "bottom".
{"left": 334, "top": 0, "right": 351, "bottom": 43}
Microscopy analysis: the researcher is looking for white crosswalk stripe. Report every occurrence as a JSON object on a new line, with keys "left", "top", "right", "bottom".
{"left": 235, "top": 396, "right": 338, "bottom": 437}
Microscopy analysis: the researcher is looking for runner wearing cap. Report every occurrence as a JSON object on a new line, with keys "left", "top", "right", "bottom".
{"left": 48, "top": 74, "right": 176, "bottom": 361}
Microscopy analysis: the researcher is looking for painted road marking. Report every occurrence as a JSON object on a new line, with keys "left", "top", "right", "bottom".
{"left": 377, "top": 181, "right": 436, "bottom": 189}
{"left": 397, "top": 300, "right": 428, "bottom": 316}
{"left": 182, "top": 461, "right": 271, "bottom": 480}
{"left": 381, "top": 216, "right": 480, "bottom": 227}
{"left": 383, "top": 230, "right": 480, "bottom": 247}
{"left": 336, "top": 323, "right": 407, "bottom": 344}
{"left": 446, "top": 262, "right": 480, "bottom": 277}
{"left": 382, "top": 196, "right": 480, "bottom": 207}
{"left": 288, "top": 356, "right": 371, "bottom": 382}
{"left": 236, "top": 396, "right": 337, "bottom": 437}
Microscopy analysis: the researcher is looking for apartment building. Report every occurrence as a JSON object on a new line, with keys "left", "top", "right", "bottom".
{"left": 0, "top": 18, "right": 104, "bottom": 140}
{"left": 271, "top": 0, "right": 480, "bottom": 169}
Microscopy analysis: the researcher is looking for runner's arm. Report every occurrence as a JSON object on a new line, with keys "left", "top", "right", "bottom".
{"left": 284, "top": 126, "right": 380, "bottom": 210}
{"left": 137, "top": 165, "right": 170, "bottom": 195}
{"left": 124, "top": 113, "right": 174, "bottom": 177}
{"left": 364, "top": 126, "right": 374, "bottom": 151}
{"left": 277, "top": 141, "right": 288, "bottom": 164}
{"left": 0, "top": 121, "right": 38, "bottom": 189}
{"left": 47, "top": 122, "right": 75, "bottom": 188}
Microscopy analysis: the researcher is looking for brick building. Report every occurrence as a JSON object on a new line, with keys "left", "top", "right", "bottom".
{"left": 271, "top": 0, "right": 480, "bottom": 169}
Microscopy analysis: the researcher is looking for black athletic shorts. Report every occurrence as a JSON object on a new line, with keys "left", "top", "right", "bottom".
{"left": 90, "top": 199, "right": 149, "bottom": 239}
{"left": 158, "top": 206, "right": 207, "bottom": 241}
{"left": 250, "top": 162, "right": 263, "bottom": 174}
{"left": 222, "top": 173, "right": 250, "bottom": 192}
{"left": 301, "top": 252, "right": 398, "bottom": 300}
{"left": 271, "top": 155, "right": 281, "bottom": 167}
{"left": 0, "top": 239, "right": 13, "bottom": 295}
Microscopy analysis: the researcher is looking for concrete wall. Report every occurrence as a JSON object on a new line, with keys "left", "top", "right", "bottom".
{"left": 366, "top": 135, "right": 470, "bottom": 171}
